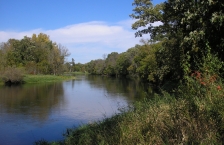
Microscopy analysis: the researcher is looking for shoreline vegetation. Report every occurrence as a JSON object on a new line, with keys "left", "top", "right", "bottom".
{"left": 0, "top": 75, "right": 75, "bottom": 86}
{"left": 0, "top": 73, "right": 77, "bottom": 86}
{"left": 23, "top": 74, "right": 75, "bottom": 84}
{"left": 0, "top": 71, "right": 90, "bottom": 86}
{"left": 36, "top": 76, "right": 224, "bottom": 145}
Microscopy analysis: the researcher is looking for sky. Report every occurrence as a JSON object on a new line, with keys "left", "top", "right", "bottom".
{"left": 0, "top": 0, "right": 165, "bottom": 63}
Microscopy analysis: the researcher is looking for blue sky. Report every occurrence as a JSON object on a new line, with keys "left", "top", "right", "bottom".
{"left": 0, "top": 0, "right": 165, "bottom": 63}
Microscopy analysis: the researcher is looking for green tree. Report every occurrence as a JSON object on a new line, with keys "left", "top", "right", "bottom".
{"left": 0, "top": 44, "right": 6, "bottom": 71}
{"left": 130, "top": 0, "right": 164, "bottom": 40}
{"left": 131, "top": 0, "right": 224, "bottom": 83}
{"left": 4, "top": 39, "right": 23, "bottom": 67}
{"left": 86, "top": 59, "right": 105, "bottom": 75}
{"left": 0, "top": 33, "right": 70, "bottom": 75}
{"left": 116, "top": 52, "right": 130, "bottom": 76}
{"left": 49, "top": 44, "right": 70, "bottom": 75}
{"left": 31, "top": 33, "right": 53, "bottom": 74}
{"left": 126, "top": 46, "right": 140, "bottom": 76}
{"left": 104, "top": 52, "right": 119, "bottom": 76}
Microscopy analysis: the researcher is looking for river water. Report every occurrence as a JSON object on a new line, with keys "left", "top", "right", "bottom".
{"left": 0, "top": 75, "right": 152, "bottom": 145}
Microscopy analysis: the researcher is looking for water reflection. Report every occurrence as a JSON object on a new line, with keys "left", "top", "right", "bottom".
{"left": 0, "top": 83, "right": 64, "bottom": 121}
{"left": 86, "top": 75, "right": 154, "bottom": 100}
{"left": 0, "top": 75, "right": 153, "bottom": 145}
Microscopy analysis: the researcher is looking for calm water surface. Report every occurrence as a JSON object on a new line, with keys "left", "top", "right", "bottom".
{"left": 0, "top": 75, "right": 152, "bottom": 145}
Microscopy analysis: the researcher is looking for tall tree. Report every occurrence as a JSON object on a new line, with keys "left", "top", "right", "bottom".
{"left": 130, "top": 0, "right": 224, "bottom": 82}
{"left": 49, "top": 44, "right": 70, "bottom": 75}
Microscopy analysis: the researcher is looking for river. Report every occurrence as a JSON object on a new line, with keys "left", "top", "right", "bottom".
{"left": 0, "top": 75, "right": 152, "bottom": 145}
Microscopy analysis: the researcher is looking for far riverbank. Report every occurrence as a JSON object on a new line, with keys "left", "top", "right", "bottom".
{"left": 0, "top": 74, "right": 75, "bottom": 86}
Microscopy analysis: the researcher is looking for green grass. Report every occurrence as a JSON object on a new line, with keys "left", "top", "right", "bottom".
{"left": 0, "top": 74, "right": 75, "bottom": 86}
{"left": 23, "top": 74, "right": 75, "bottom": 84}
{"left": 64, "top": 71, "right": 89, "bottom": 75}
{"left": 36, "top": 75, "right": 224, "bottom": 145}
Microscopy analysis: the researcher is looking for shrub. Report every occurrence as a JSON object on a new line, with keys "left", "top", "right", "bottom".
{"left": 1, "top": 67, "right": 24, "bottom": 84}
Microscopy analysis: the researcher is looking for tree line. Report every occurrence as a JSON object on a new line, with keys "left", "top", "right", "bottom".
{"left": 85, "top": 41, "right": 162, "bottom": 83}
{"left": 86, "top": 0, "right": 224, "bottom": 87}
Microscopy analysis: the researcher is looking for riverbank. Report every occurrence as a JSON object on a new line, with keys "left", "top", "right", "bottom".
{"left": 0, "top": 74, "right": 75, "bottom": 86}
{"left": 23, "top": 74, "right": 75, "bottom": 84}
{"left": 36, "top": 78, "right": 224, "bottom": 145}
{"left": 64, "top": 71, "right": 89, "bottom": 75}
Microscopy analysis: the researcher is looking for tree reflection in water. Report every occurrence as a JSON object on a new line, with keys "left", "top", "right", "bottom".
{"left": 0, "top": 83, "right": 64, "bottom": 122}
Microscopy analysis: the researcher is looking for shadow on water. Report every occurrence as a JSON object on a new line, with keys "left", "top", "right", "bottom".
{"left": 85, "top": 75, "right": 155, "bottom": 101}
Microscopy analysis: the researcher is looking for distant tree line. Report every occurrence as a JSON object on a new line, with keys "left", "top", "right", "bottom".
{"left": 85, "top": 41, "right": 162, "bottom": 83}
{"left": 64, "top": 58, "right": 86, "bottom": 73}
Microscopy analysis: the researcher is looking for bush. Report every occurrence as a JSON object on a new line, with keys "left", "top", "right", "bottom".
{"left": 1, "top": 67, "right": 24, "bottom": 84}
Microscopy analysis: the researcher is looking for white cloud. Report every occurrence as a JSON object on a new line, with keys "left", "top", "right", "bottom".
{"left": 0, "top": 29, "right": 42, "bottom": 42}
{"left": 0, "top": 20, "right": 145, "bottom": 63}
{"left": 116, "top": 19, "right": 136, "bottom": 29}
{"left": 47, "top": 21, "right": 124, "bottom": 44}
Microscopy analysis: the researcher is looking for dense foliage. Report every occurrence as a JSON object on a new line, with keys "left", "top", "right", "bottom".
{"left": 131, "top": 0, "right": 224, "bottom": 83}
{"left": 0, "top": 33, "right": 70, "bottom": 75}
{"left": 0, "top": 33, "right": 71, "bottom": 83}
{"left": 85, "top": 42, "right": 161, "bottom": 83}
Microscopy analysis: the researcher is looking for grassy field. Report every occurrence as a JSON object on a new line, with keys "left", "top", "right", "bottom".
{"left": 36, "top": 76, "right": 224, "bottom": 145}
{"left": 23, "top": 74, "right": 75, "bottom": 84}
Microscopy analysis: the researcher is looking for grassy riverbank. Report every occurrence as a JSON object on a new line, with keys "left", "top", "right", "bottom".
{"left": 64, "top": 71, "right": 89, "bottom": 75}
{"left": 23, "top": 75, "right": 75, "bottom": 84}
{"left": 0, "top": 75, "right": 75, "bottom": 86}
{"left": 36, "top": 77, "right": 224, "bottom": 145}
